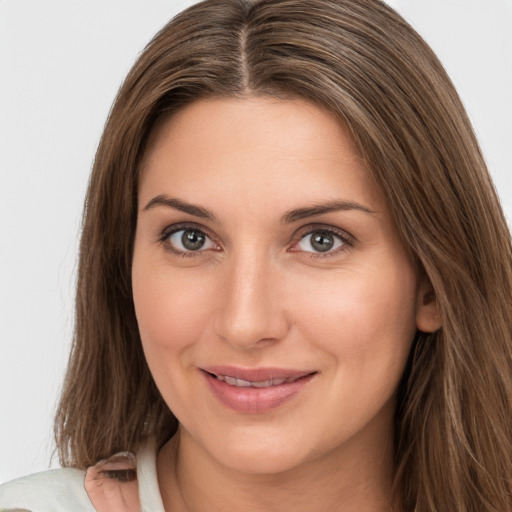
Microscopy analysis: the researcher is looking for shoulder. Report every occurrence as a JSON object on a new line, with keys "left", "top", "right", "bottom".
{"left": 0, "top": 439, "right": 164, "bottom": 512}
{"left": 0, "top": 467, "right": 94, "bottom": 511}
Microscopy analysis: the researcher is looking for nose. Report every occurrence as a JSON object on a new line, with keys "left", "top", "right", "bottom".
{"left": 213, "top": 252, "right": 289, "bottom": 350}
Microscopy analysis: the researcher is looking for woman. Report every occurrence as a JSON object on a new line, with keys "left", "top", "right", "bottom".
{"left": 1, "top": 0, "right": 511, "bottom": 510}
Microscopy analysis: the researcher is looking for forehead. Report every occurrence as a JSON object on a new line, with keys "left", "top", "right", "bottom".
{"left": 139, "top": 96, "right": 384, "bottom": 214}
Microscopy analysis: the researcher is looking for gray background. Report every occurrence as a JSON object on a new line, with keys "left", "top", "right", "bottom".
{"left": 1, "top": 0, "right": 511, "bottom": 484}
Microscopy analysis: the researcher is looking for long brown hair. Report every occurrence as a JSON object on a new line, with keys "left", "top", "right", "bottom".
{"left": 55, "top": 0, "right": 512, "bottom": 510}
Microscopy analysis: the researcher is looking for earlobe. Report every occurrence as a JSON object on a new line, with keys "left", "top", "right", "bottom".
{"left": 416, "top": 279, "right": 442, "bottom": 333}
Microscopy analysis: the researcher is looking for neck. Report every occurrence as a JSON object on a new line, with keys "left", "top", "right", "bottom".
{"left": 157, "top": 418, "right": 397, "bottom": 512}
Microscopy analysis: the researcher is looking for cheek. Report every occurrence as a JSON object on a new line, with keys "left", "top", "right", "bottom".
{"left": 132, "top": 257, "right": 220, "bottom": 421}
{"left": 293, "top": 264, "right": 418, "bottom": 379}
{"left": 131, "top": 257, "right": 215, "bottom": 365}
{"left": 289, "top": 265, "right": 418, "bottom": 442}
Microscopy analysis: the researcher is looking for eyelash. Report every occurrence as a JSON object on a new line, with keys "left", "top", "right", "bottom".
{"left": 158, "top": 223, "right": 355, "bottom": 259}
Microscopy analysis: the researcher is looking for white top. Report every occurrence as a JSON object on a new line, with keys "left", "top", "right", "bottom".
{"left": 0, "top": 439, "right": 165, "bottom": 511}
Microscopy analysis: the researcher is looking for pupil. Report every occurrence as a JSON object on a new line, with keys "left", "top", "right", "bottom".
{"left": 182, "top": 229, "right": 205, "bottom": 251}
{"left": 311, "top": 232, "right": 334, "bottom": 252}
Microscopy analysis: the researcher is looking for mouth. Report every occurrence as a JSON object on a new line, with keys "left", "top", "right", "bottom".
{"left": 200, "top": 366, "right": 317, "bottom": 413}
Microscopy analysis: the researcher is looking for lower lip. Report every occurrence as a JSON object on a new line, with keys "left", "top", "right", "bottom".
{"left": 202, "top": 371, "right": 315, "bottom": 413}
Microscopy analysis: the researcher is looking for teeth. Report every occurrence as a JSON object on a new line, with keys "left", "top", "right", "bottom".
{"left": 224, "top": 376, "right": 252, "bottom": 387}
{"left": 215, "top": 374, "right": 301, "bottom": 388}
{"left": 251, "top": 379, "right": 273, "bottom": 388}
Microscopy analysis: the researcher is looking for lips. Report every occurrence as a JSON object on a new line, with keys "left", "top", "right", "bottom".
{"left": 200, "top": 366, "right": 316, "bottom": 413}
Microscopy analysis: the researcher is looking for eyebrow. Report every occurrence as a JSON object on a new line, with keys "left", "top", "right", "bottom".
{"left": 281, "top": 200, "right": 376, "bottom": 223}
{"left": 143, "top": 195, "right": 375, "bottom": 223}
{"left": 143, "top": 195, "right": 216, "bottom": 221}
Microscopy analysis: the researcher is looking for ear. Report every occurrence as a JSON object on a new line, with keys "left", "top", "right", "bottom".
{"left": 415, "top": 277, "right": 442, "bottom": 333}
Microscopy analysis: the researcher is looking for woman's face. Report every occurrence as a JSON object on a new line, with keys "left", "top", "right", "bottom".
{"left": 132, "top": 97, "right": 437, "bottom": 474}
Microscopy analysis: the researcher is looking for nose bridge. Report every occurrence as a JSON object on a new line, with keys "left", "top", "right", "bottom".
{"left": 214, "top": 246, "right": 286, "bottom": 349}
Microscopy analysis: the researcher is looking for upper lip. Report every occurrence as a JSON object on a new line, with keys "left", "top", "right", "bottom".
{"left": 200, "top": 366, "right": 316, "bottom": 382}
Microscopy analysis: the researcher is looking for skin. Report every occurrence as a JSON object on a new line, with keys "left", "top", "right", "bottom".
{"left": 132, "top": 97, "right": 440, "bottom": 511}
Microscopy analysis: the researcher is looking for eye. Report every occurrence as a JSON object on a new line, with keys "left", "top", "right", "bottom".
{"left": 295, "top": 229, "right": 348, "bottom": 254}
{"left": 166, "top": 227, "right": 217, "bottom": 253}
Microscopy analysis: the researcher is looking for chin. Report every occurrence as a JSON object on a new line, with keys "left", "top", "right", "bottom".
{"left": 201, "top": 426, "right": 316, "bottom": 476}
{"left": 219, "top": 446, "right": 306, "bottom": 476}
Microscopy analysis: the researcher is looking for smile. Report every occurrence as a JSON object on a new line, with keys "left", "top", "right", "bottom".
{"left": 200, "top": 367, "right": 317, "bottom": 413}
